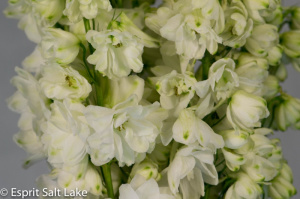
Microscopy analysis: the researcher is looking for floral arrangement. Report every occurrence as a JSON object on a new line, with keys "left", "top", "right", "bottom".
{"left": 5, "top": 0, "right": 300, "bottom": 198}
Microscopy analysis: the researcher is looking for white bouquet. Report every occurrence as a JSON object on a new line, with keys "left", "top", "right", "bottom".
{"left": 5, "top": 0, "right": 299, "bottom": 198}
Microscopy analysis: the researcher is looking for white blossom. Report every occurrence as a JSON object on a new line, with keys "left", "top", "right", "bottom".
{"left": 86, "top": 30, "right": 144, "bottom": 79}
{"left": 227, "top": 90, "right": 269, "bottom": 132}
{"left": 39, "top": 63, "right": 92, "bottom": 100}
{"left": 40, "top": 28, "right": 80, "bottom": 65}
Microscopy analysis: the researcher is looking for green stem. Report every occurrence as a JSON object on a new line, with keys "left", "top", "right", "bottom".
{"left": 79, "top": 43, "right": 94, "bottom": 81}
{"left": 204, "top": 185, "right": 211, "bottom": 199}
{"left": 83, "top": 18, "right": 95, "bottom": 54}
{"left": 101, "top": 164, "right": 115, "bottom": 199}
{"left": 202, "top": 51, "right": 213, "bottom": 81}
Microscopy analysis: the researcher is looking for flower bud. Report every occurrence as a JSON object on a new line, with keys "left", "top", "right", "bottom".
{"left": 275, "top": 94, "right": 300, "bottom": 131}
{"left": 227, "top": 90, "right": 269, "bottom": 132}
{"left": 245, "top": 24, "right": 278, "bottom": 57}
{"left": 236, "top": 53, "right": 269, "bottom": 95}
{"left": 262, "top": 75, "right": 280, "bottom": 100}
{"left": 269, "top": 163, "right": 297, "bottom": 199}
{"left": 129, "top": 159, "right": 161, "bottom": 182}
{"left": 84, "top": 164, "right": 103, "bottom": 196}
{"left": 40, "top": 28, "right": 80, "bottom": 65}
{"left": 291, "top": 7, "right": 300, "bottom": 30}
{"left": 275, "top": 64, "right": 287, "bottom": 82}
{"left": 281, "top": 30, "right": 300, "bottom": 58}
{"left": 225, "top": 173, "right": 262, "bottom": 199}
{"left": 267, "top": 45, "right": 283, "bottom": 66}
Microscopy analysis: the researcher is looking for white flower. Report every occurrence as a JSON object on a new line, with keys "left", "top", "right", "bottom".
{"left": 243, "top": 0, "right": 281, "bottom": 24}
{"left": 86, "top": 30, "right": 144, "bottom": 79}
{"left": 269, "top": 163, "right": 297, "bottom": 199}
{"left": 40, "top": 28, "right": 80, "bottom": 65}
{"left": 267, "top": 45, "right": 283, "bottom": 66}
{"left": 219, "top": 129, "right": 249, "bottom": 171}
{"left": 220, "top": 0, "right": 253, "bottom": 48}
{"left": 167, "top": 144, "right": 219, "bottom": 198}
{"left": 41, "top": 99, "right": 90, "bottom": 167}
{"left": 274, "top": 94, "right": 300, "bottom": 131}
{"left": 9, "top": 67, "right": 50, "bottom": 120}
{"left": 151, "top": 70, "right": 197, "bottom": 116}
{"left": 64, "top": 0, "right": 112, "bottom": 23}
{"left": 225, "top": 172, "right": 262, "bottom": 199}
{"left": 119, "top": 174, "right": 174, "bottom": 199}
{"left": 31, "top": 0, "right": 65, "bottom": 26}
{"left": 22, "top": 47, "right": 45, "bottom": 75}
{"left": 245, "top": 24, "right": 278, "bottom": 57}
{"left": 281, "top": 30, "right": 300, "bottom": 58}
{"left": 37, "top": 156, "right": 104, "bottom": 197}
{"left": 39, "top": 63, "right": 92, "bottom": 100}
{"left": 262, "top": 75, "right": 280, "bottom": 100}
{"left": 129, "top": 159, "right": 161, "bottom": 182}
{"left": 145, "top": 0, "right": 223, "bottom": 67}
{"left": 227, "top": 90, "right": 269, "bottom": 132}
{"left": 195, "top": 58, "right": 239, "bottom": 101}
{"left": 235, "top": 53, "right": 269, "bottom": 95}
{"left": 84, "top": 95, "right": 168, "bottom": 166}
{"left": 173, "top": 108, "right": 224, "bottom": 150}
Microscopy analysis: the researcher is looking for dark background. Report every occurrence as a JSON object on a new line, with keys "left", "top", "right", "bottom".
{"left": 0, "top": 0, "right": 299, "bottom": 198}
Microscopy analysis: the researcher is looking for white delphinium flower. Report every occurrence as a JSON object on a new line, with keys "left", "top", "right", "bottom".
{"left": 243, "top": 0, "right": 282, "bottom": 24}
{"left": 173, "top": 108, "right": 224, "bottom": 150}
{"left": 281, "top": 30, "right": 300, "bottom": 58}
{"left": 129, "top": 158, "right": 161, "bottom": 182}
{"left": 4, "top": 0, "right": 65, "bottom": 43}
{"left": 195, "top": 58, "right": 239, "bottom": 101}
{"left": 235, "top": 53, "right": 269, "bottom": 95}
{"left": 22, "top": 47, "right": 45, "bottom": 75}
{"left": 121, "top": 3, "right": 150, "bottom": 29}
{"left": 86, "top": 30, "right": 144, "bottom": 79}
{"left": 219, "top": 129, "right": 249, "bottom": 171}
{"left": 167, "top": 143, "right": 219, "bottom": 199}
{"left": 64, "top": 0, "right": 112, "bottom": 23}
{"left": 85, "top": 95, "right": 168, "bottom": 166}
{"left": 41, "top": 99, "right": 90, "bottom": 167}
{"left": 8, "top": 67, "right": 51, "bottom": 165}
{"left": 40, "top": 28, "right": 80, "bottom": 65}
{"left": 245, "top": 24, "right": 279, "bottom": 57}
{"left": 145, "top": 0, "right": 224, "bottom": 67}
{"left": 224, "top": 172, "right": 263, "bottom": 199}
{"left": 9, "top": 67, "right": 50, "bottom": 121}
{"left": 30, "top": 0, "right": 65, "bottom": 26}
{"left": 119, "top": 174, "right": 175, "bottom": 199}
{"left": 262, "top": 75, "right": 280, "bottom": 100}
{"left": 291, "top": 7, "right": 300, "bottom": 30}
{"left": 267, "top": 45, "right": 283, "bottom": 66}
{"left": 274, "top": 94, "right": 300, "bottom": 131}
{"left": 151, "top": 70, "right": 197, "bottom": 116}
{"left": 269, "top": 163, "right": 297, "bottom": 199}
{"left": 227, "top": 90, "right": 269, "bottom": 132}
{"left": 37, "top": 156, "right": 104, "bottom": 197}
{"left": 4, "top": 1, "right": 41, "bottom": 43}
{"left": 39, "top": 63, "right": 92, "bottom": 101}
{"left": 240, "top": 128, "right": 280, "bottom": 182}
{"left": 220, "top": 0, "right": 253, "bottom": 48}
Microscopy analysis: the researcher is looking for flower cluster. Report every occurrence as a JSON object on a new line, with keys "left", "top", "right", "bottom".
{"left": 5, "top": 0, "right": 299, "bottom": 198}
